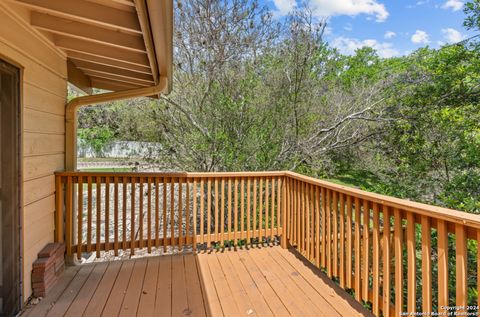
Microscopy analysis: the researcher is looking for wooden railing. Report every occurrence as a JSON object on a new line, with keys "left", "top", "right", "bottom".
{"left": 55, "top": 171, "right": 480, "bottom": 316}
{"left": 55, "top": 171, "right": 287, "bottom": 259}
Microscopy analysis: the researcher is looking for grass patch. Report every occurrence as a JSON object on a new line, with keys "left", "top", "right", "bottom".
{"left": 325, "top": 169, "right": 380, "bottom": 190}
{"left": 79, "top": 167, "right": 133, "bottom": 172}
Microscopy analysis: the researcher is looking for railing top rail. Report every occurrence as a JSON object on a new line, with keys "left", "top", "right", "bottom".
{"left": 54, "top": 170, "right": 286, "bottom": 178}
{"left": 54, "top": 169, "right": 480, "bottom": 228}
{"left": 286, "top": 171, "right": 480, "bottom": 229}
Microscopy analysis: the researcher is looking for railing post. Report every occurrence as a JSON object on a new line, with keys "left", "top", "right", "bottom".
{"left": 281, "top": 176, "right": 288, "bottom": 248}
{"left": 54, "top": 174, "right": 64, "bottom": 243}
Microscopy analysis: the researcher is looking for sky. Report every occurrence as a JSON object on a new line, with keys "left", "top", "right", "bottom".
{"left": 266, "top": 0, "right": 477, "bottom": 58}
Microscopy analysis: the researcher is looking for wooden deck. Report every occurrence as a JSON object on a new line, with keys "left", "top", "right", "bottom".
{"left": 22, "top": 246, "right": 372, "bottom": 317}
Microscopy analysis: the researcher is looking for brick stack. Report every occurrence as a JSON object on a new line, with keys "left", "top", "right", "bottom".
{"left": 31, "top": 242, "right": 65, "bottom": 297}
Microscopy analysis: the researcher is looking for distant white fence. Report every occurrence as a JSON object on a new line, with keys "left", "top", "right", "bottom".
{"left": 78, "top": 140, "right": 159, "bottom": 158}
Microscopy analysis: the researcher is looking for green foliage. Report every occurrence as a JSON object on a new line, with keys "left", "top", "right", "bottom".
{"left": 464, "top": 0, "right": 480, "bottom": 31}
{"left": 78, "top": 127, "right": 114, "bottom": 157}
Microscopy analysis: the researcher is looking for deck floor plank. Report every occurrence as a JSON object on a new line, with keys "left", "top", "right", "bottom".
{"left": 83, "top": 261, "right": 122, "bottom": 317}
{"left": 101, "top": 260, "right": 135, "bottom": 317}
{"left": 184, "top": 254, "right": 207, "bottom": 317}
{"left": 274, "top": 246, "right": 373, "bottom": 317}
{"left": 224, "top": 250, "right": 277, "bottom": 317}
{"left": 136, "top": 257, "right": 160, "bottom": 317}
{"left": 230, "top": 249, "right": 290, "bottom": 317}
{"left": 154, "top": 255, "right": 172, "bottom": 316}
{"left": 216, "top": 251, "right": 258, "bottom": 316}
{"left": 246, "top": 248, "right": 316, "bottom": 317}
{"left": 196, "top": 252, "right": 224, "bottom": 317}
{"left": 46, "top": 264, "right": 95, "bottom": 317}
{"left": 64, "top": 262, "right": 108, "bottom": 317}
{"left": 171, "top": 255, "right": 190, "bottom": 317}
{"left": 24, "top": 246, "right": 372, "bottom": 317}
{"left": 205, "top": 252, "right": 241, "bottom": 317}
{"left": 265, "top": 247, "right": 340, "bottom": 317}
{"left": 119, "top": 259, "right": 148, "bottom": 317}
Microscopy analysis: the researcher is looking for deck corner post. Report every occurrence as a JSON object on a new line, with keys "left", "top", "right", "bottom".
{"left": 281, "top": 175, "right": 288, "bottom": 248}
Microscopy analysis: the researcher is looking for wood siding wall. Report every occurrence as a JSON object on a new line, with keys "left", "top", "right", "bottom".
{"left": 0, "top": 2, "right": 67, "bottom": 301}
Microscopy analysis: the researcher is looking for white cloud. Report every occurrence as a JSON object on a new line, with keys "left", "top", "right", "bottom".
{"left": 331, "top": 36, "right": 399, "bottom": 58}
{"left": 441, "top": 28, "right": 464, "bottom": 43}
{"left": 407, "top": 0, "right": 430, "bottom": 9}
{"left": 411, "top": 30, "right": 430, "bottom": 44}
{"left": 272, "top": 0, "right": 296, "bottom": 16}
{"left": 384, "top": 31, "right": 396, "bottom": 39}
{"left": 272, "top": 0, "right": 389, "bottom": 22}
{"left": 441, "top": 0, "right": 464, "bottom": 11}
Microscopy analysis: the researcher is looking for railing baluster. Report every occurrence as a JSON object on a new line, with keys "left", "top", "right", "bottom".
{"left": 163, "top": 177, "right": 167, "bottom": 250}
{"left": 394, "top": 208, "right": 403, "bottom": 316}
{"left": 96, "top": 176, "right": 101, "bottom": 258}
{"left": 253, "top": 178, "right": 257, "bottom": 242}
{"left": 227, "top": 178, "right": 232, "bottom": 243}
{"left": 372, "top": 202, "right": 380, "bottom": 315}
{"left": 55, "top": 176, "right": 63, "bottom": 243}
{"left": 421, "top": 215, "right": 431, "bottom": 313}
{"left": 105, "top": 176, "right": 110, "bottom": 252}
{"left": 241, "top": 178, "right": 245, "bottom": 242}
{"left": 170, "top": 177, "right": 175, "bottom": 247}
{"left": 131, "top": 176, "right": 136, "bottom": 255}
{"left": 282, "top": 177, "right": 287, "bottom": 249}
{"left": 326, "top": 189, "right": 332, "bottom": 277}
{"left": 301, "top": 181, "right": 305, "bottom": 253}
{"left": 214, "top": 178, "right": 219, "bottom": 243}
{"left": 66, "top": 176, "right": 73, "bottom": 257}
{"left": 265, "top": 177, "right": 269, "bottom": 244}
{"left": 193, "top": 179, "right": 197, "bottom": 251}
{"left": 382, "top": 206, "right": 391, "bottom": 317}
{"left": 139, "top": 177, "right": 144, "bottom": 250}
{"left": 178, "top": 177, "right": 183, "bottom": 250}
{"left": 271, "top": 177, "right": 275, "bottom": 242}
{"left": 456, "top": 223, "right": 467, "bottom": 314}
{"left": 333, "top": 191, "right": 338, "bottom": 278}
{"left": 155, "top": 177, "right": 159, "bottom": 247}
{"left": 147, "top": 177, "right": 152, "bottom": 253}
{"left": 247, "top": 178, "right": 251, "bottom": 245}
{"left": 437, "top": 219, "right": 448, "bottom": 314}
{"left": 259, "top": 177, "right": 263, "bottom": 244}
{"left": 315, "top": 186, "right": 320, "bottom": 267}
{"left": 77, "top": 176, "right": 83, "bottom": 259}
{"left": 207, "top": 178, "right": 211, "bottom": 248}
{"left": 113, "top": 177, "right": 118, "bottom": 256}
{"left": 354, "top": 197, "right": 361, "bottom": 301}
{"left": 122, "top": 176, "right": 127, "bottom": 251}
{"left": 346, "top": 195, "right": 353, "bottom": 289}
{"left": 309, "top": 183, "right": 314, "bottom": 258}
{"left": 305, "top": 183, "right": 310, "bottom": 259}
{"left": 321, "top": 187, "right": 326, "bottom": 269}
{"left": 407, "top": 211, "right": 416, "bottom": 313}
{"left": 234, "top": 177, "right": 238, "bottom": 246}
{"left": 362, "top": 199, "right": 369, "bottom": 302}
{"left": 297, "top": 180, "right": 301, "bottom": 250}
{"left": 87, "top": 176, "right": 93, "bottom": 253}
{"left": 339, "top": 192, "right": 345, "bottom": 287}
{"left": 221, "top": 178, "right": 225, "bottom": 247}
{"left": 186, "top": 178, "right": 190, "bottom": 246}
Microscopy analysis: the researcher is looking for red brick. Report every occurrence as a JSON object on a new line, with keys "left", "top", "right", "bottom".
{"left": 31, "top": 267, "right": 55, "bottom": 283}
{"left": 38, "top": 243, "right": 58, "bottom": 258}
{"left": 32, "top": 257, "right": 55, "bottom": 272}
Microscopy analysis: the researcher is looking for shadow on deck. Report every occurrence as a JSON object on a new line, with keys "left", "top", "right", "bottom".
{"left": 22, "top": 246, "right": 372, "bottom": 317}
